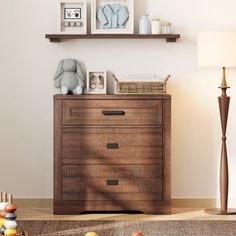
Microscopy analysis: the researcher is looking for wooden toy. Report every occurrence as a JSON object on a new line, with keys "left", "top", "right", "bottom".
{"left": 4, "top": 213, "right": 16, "bottom": 221}
{"left": 131, "top": 230, "right": 144, "bottom": 236}
{"left": 0, "top": 193, "right": 17, "bottom": 235}
{"left": 0, "top": 211, "right": 6, "bottom": 218}
{"left": 4, "top": 205, "right": 17, "bottom": 214}
{"left": 0, "top": 226, "right": 6, "bottom": 235}
{"left": 85, "top": 232, "right": 98, "bottom": 236}
{"left": 4, "top": 220, "right": 17, "bottom": 229}
{"left": 4, "top": 228, "right": 16, "bottom": 236}
{"left": 0, "top": 193, "right": 8, "bottom": 211}
{"left": 0, "top": 203, "right": 8, "bottom": 211}
{"left": 5, "top": 194, "right": 17, "bottom": 214}
{"left": 0, "top": 219, "right": 6, "bottom": 227}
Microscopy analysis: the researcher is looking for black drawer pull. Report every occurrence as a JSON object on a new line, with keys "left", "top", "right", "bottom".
{"left": 107, "top": 179, "right": 119, "bottom": 186}
{"left": 102, "top": 110, "right": 125, "bottom": 116}
{"left": 107, "top": 143, "right": 119, "bottom": 149}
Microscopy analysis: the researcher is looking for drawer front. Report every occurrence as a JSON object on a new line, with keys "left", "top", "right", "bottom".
{"left": 63, "top": 165, "right": 162, "bottom": 178}
{"left": 62, "top": 193, "right": 162, "bottom": 201}
{"left": 62, "top": 127, "right": 163, "bottom": 165}
{"left": 62, "top": 100, "right": 162, "bottom": 126}
{"left": 62, "top": 177, "right": 162, "bottom": 194}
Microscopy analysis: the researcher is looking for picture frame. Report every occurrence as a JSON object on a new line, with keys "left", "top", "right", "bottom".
{"left": 86, "top": 70, "right": 107, "bottom": 94}
{"left": 58, "top": 0, "right": 87, "bottom": 34}
{"left": 91, "top": 0, "right": 134, "bottom": 34}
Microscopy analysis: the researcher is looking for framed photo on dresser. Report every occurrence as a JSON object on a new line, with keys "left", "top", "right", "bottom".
{"left": 91, "top": 0, "right": 134, "bottom": 34}
{"left": 86, "top": 70, "right": 107, "bottom": 94}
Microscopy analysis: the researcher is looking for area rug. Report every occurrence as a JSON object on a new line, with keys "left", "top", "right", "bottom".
{"left": 17, "top": 220, "right": 236, "bottom": 236}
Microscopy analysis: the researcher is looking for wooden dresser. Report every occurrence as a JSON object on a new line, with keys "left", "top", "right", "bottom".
{"left": 54, "top": 94, "right": 171, "bottom": 214}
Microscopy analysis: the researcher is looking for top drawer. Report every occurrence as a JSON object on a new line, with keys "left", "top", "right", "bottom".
{"left": 62, "top": 100, "right": 162, "bottom": 126}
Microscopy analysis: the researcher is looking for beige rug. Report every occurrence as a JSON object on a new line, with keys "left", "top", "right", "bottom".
{"left": 17, "top": 220, "right": 236, "bottom": 236}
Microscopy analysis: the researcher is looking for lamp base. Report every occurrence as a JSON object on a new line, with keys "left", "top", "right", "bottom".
{"left": 205, "top": 208, "right": 236, "bottom": 215}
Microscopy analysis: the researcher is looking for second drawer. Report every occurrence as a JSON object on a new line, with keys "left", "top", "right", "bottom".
{"left": 62, "top": 127, "right": 163, "bottom": 165}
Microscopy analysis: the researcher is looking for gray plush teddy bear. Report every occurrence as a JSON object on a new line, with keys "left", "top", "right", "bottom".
{"left": 54, "top": 58, "right": 85, "bottom": 95}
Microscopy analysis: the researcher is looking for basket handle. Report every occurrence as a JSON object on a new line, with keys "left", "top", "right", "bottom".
{"left": 164, "top": 75, "right": 171, "bottom": 83}
{"left": 112, "top": 74, "right": 119, "bottom": 83}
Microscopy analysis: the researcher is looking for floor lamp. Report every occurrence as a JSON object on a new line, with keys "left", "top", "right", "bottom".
{"left": 198, "top": 31, "right": 236, "bottom": 215}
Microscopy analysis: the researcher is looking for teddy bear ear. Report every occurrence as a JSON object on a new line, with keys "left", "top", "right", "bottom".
{"left": 75, "top": 59, "right": 85, "bottom": 81}
{"left": 54, "top": 59, "right": 64, "bottom": 80}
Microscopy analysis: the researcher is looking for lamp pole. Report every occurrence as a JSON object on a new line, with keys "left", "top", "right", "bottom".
{"left": 205, "top": 67, "right": 236, "bottom": 214}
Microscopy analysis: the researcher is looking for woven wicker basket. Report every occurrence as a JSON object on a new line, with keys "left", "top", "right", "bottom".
{"left": 113, "top": 75, "right": 170, "bottom": 94}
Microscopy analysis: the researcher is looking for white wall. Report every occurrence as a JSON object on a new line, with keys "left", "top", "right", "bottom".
{"left": 1, "top": 0, "right": 236, "bottom": 204}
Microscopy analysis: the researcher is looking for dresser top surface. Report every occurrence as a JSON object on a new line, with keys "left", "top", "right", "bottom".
{"left": 54, "top": 94, "right": 171, "bottom": 100}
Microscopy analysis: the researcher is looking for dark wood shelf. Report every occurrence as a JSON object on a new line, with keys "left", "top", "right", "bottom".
{"left": 45, "top": 34, "right": 180, "bottom": 43}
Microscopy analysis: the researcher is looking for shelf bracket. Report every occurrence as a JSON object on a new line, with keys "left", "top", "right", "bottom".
{"left": 50, "top": 38, "right": 61, "bottom": 43}
{"left": 166, "top": 38, "right": 177, "bottom": 43}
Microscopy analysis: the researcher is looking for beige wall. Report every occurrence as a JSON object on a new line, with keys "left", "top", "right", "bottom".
{"left": 1, "top": 0, "right": 236, "bottom": 205}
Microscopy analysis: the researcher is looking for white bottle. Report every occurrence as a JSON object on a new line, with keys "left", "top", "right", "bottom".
{"left": 139, "top": 15, "right": 151, "bottom": 35}
{"left": 151, "top": 18, "right": 161, "bottom": 34}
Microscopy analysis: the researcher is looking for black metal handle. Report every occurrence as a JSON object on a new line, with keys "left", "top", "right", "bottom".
{"left": 102, "top": 110, "right": 125, "bottom": 116}
{"left": 107, "top": 179, "right": 119, "bottom": 186}
{"left": 107, "top": 143, "right": 119, "bottom": 149}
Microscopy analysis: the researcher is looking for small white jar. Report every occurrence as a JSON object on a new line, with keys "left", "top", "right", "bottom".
{"left": 162, "top": 22, "right": 171, "bottom": 34}
{"left": 151, "top": 18, "right": 161, "bottom": 34}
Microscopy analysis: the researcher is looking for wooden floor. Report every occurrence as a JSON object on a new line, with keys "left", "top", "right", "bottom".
{"left": 17, "top": 208, "right": 236, "bottom": 221}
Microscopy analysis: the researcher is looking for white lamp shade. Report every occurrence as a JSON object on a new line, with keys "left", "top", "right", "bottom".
{"left": 198, "top": 31, "right": 236, "bottom": 67}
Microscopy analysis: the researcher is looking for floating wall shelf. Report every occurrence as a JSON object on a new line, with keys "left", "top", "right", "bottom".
{"left": 45, "top": 34, "right": 180, "bottom": 43}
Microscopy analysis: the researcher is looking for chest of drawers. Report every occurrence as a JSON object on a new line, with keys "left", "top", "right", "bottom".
{"left": 54, "top": 94, "right": 171, "bottom": 214}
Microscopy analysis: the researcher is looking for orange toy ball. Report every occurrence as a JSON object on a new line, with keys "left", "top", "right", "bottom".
{"left": 0, "top": 218, "right": 6, "bottom": 227}
{"left": 4, "top": 228, "right": 17, "bottom": 236}
{"left": 4, "top": 204, "right": 17, "bottom": 213}
{"left": 131, "top": 230, "right": 143, "bottom": 236}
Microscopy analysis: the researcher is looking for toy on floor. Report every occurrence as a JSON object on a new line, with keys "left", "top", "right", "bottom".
{"left": 0, "top": 192, "right": 17, "bottom": 236}
{"left": 131, "top": 230, "right": 144, "bottom": 236}
{"left": 85, "top": 232, "right": 98, "bottom": 236}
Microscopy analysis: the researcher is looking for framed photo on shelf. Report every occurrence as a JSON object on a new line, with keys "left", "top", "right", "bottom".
{"left": 91, "top": 0, "right": 134, "bottom": 34}
{"left": 57, "top": 0, "right": 87, "bottom": 34}
{"left": 86, "top": 70, "right": 107, "bottom": 94}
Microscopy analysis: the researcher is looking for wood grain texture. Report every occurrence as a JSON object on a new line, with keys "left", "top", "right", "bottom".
{"left": 62, "top": 193, "right": 162, "bottom": 201}
{"left": 54, "top": 99, "right": 62, "bottom": 201}
{"left": 54, "top": 200, "right": 171, "bottom": 215}
{"left": 62, "top": 178, "right": 162, "bottom": 193}
{"left": 54, "top": 95, "right": 171, "bottom": 214}
{"left": 62, "top": 165, "right": 162, "bottom": 178}
{"left": 45, "top": 34, "right": 180, "bottom": 43}
{"left": 54, "top": 94, "right": 171, "bottom": 100}
{"left": 62, "top": 100, "right": 163, "bottom": 126}
{"left": 163, "top": 99, "right": 171, "bottom": 201}
{"left": 62, "top": 127, "right": 163, "bottom": 165}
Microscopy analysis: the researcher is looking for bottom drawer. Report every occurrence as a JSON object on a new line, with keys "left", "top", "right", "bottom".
{"left": 62, "top": 177, "right": 162, "bottom": 194}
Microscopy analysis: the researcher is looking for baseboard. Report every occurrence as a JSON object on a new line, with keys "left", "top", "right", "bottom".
{"left": 15, "top": 199, "right": 53, "bottom": 208}
{"left": 14, "top": 198, "right": 220, "bottom": 209}
{"left": 172, "top": 199, "right": 217, "bottom": 208}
